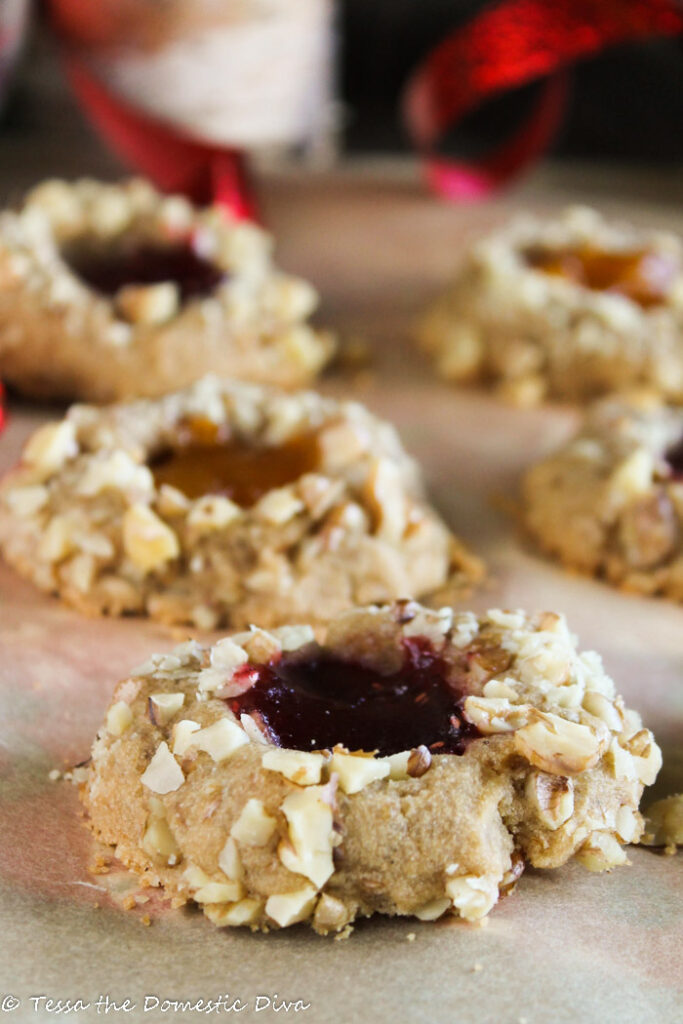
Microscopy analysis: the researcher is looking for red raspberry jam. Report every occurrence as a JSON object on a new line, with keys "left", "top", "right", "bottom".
{"left": 230, "top": 639, "right": 480, "bottom": 756}
{"left": 63, "top": 240, "right": 225, "bottom": 301}
{"left": 525, "top": 244, "right": 676, "bottom": 309}
{"left": 150, "top": 417, "right": 320, "bottom": 504}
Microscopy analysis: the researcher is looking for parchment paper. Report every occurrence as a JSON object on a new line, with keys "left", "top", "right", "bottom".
{"left": 1, "top": 165, "right": 682, "bottom": 1024}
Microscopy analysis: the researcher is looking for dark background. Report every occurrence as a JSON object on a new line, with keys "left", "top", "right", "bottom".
{"left": 3, "top": 1, "right": 683, "bottom": 165}
{"left": 341, "top": 0, "right": 683, "bottom": 161}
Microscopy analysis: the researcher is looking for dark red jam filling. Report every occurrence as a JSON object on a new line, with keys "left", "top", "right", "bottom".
{"left": 230, "top": 640, "right": 480, "bottom": 756}
{"left": 63, "top": 240, "right": 225, "bottom": 301}
{"left": 664, "top": 436, "right": 683, "bottom": 479}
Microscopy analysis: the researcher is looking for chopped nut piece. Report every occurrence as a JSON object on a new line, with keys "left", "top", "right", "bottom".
{"left": 363, "top": 458, "right": 406, "bottom": 541}
{"left": 271, "top": 625, "right": 316, "bottom": 652}
{"left": 329, "top": 751, "right": 390, "bottom": 794}
{"left": 122, "top": 504, "right": 179, "bottom": 573}
{"left": 581, "top": 691, "right": 622, "bottom": 731}
{"left": 183, "top": 864, "right": 243, "bottom": 904}
{"left": 194, "top": 880, "right": 244, "bottom": 905}
{"left": 206, "top": 899, "right": 263, "bottom": 927}
{"left": 230, "top": 799, "right": 277, "bottom": 847}
{"left": 106, "top": 700, "right": 133, "bottom": 737}
{"left": 402, "top": 606, "right": 453, "bottom": 644}
{"left": 514, "top": 712, "right": 605, "bottom": 775}
{"left": 192, "top": 719, "right": 249, "bottom": 762}
{"left": 140, "top": 741, "right": 184, "bottom": 794}
{"left": 218, "top": 837, "right": 244, "bottom": 881}
{"left": 279, "top": 786, "right": 335, "bottom": 889}
{"left": 265, "top": 886, "right": 317, "bottom": 928}
{"left": 197, "top": 639, "right": 250, "bottom": 696}
{"left": 606, "top": 737, "right": 637, "bottom": 781}
{"left": 615, "top": 805, "right": 641, "bottom": 844}
{"left": 171, "top": 719, "right": 201, "bottom": 756}
{"left": 142, "top": 816, "right": 180, "bottom": 860}
{"left": 317, "top": 420, "right": 368, "bottom": 470}
{"left": 387, "top": 750, "right": 411, "bottom": 780}
{"left": 116, "top": 282, "right": 179, "bottom": 325}
{"left": 262, "top": 749, "right": 325, "bottom": 785}
{"left": 407, "top": 745, "right": 432, "bottom": 778}
{"left": 187, "top": 495, "right": 241, "bottom": 536}
{"left": 463, "top": 696, "right": 531, "bottom": 734}
{"left": 446, "top": 874, "right": 499, "bottom": 922}
{"left": 575, "top": 832, "right": 627, "bottom": 872}
{"left": 623, "top": 730, "right": 662, "bottom": 785}
{"left": 414, "top": 898, "right": 451, "bottom": 921}
{"left": 38, "top": 515, "right": 74, "bottom": 562}
{"left": 313, "top": 894, "right": 352, "bottom": 934}
{"left": 526, "top": 771, "right": 574, "bottom": 829}
{"left": 4, "top": 485, "right": 49, "bottom": 516}
{"left": 239, "top": 713, "right": 271, "bottom": 745}
{"left": 228, "top": 627, "right": 282, "bottom": 665}
{"left": 255, "top": 487, "right": 304, "bottom": 525}
{"left": 79, "top": 452, "right": 153, "bottom": 497}
{"left": 23, "top": 421, "right": 78, "bottom": 475}
{"left": 148, "top": 692, "right": 185, "bottom": 727}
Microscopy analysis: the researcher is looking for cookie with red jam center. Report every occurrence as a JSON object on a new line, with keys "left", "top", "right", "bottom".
{"left": 81, "top": 601, "right": 661, "bottom": 934}
{"left": 0, "top": 177, "right": 334, "bottom": 401}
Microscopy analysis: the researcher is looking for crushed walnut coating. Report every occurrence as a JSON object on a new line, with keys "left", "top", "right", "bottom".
{"left": 0, "top": 177, "right": 334, "bottom": 401}
{"left": 0, "top": 376, "right": 481, "bottom": 629}
{"left": 523, "top": 395, "right": 683, "bottom": 601}
{"left": 81, "top": 600, "right": 660, "bottom": 935}
{"left": 418, "top": 206, "right": 683, "bottom": 406}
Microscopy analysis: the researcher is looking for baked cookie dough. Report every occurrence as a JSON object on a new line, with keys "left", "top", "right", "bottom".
{"left": 0, "top": 178, "right": 334, "bottom": 401}
{"left": 523, "top": 396, "right": 683, "bottom": 599}
{"left": 0, "top": 375, "right": 481, "bottom": 628}
{"left": 418, "top": 206, "right": 683, "bottom": 406}
{"left": 82, "top": 601, "right": 662, "bottom": 934}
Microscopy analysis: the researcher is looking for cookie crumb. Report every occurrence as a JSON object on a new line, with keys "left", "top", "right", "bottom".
{"left": 48, "top": 768, "right": 62, "bottom": 782}
{"left": 406, "top": 932, "right": 416, "bottom": 942}
{"left": 334, "top": 924, "right": 353, "bottom": 941}
{"left": 141, "top": 914, "right": 152, "bottom": 926}
{"left": 472, "top": 963, "right": 483, "bottom": 972}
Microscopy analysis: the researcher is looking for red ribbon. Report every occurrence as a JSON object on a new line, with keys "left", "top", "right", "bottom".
{"left": 404, "top": 0, "right": 683, "bottom": 201}
{"left": 64, "top": 57, "right": 257, "bottom": 222}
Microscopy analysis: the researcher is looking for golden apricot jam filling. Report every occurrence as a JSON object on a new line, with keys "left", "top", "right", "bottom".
{"left": 150, "top": 417, "right": 321, "bottom": 504}
{"left": 62, "top": 239, "right": 225, "bottom": 301}
{"left": 524, "top": 244, "right": 677, "bottom": 308}
{"left": 230, "top": 638, "right": 481, "bottom": 756}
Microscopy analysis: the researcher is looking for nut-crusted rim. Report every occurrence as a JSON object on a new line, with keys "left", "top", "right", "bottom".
{"left": 81, "top": 601, "right": 661, "bottom": 934}
{"left": 0, "top": 178, "right": 334, "bottom": 400}
{"left": 418, "top": 206, "right": 683, "bottom": 406}
{"left": 0, "top": 376, "right": 482, "bottom": 629}
{"left": 522, "top": 395, "right": 683, "bottom": 599}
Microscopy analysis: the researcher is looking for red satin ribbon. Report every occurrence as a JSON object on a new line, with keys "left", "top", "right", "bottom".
{"left": 404, "top": 0, "right": 683, "bottom": 201}
{"left": 64, "top": 58, "right": 257, "bottom": 221}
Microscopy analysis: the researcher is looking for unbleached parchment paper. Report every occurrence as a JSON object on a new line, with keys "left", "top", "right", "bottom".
{"left": 1, "top": 166, "right": 682, "bottom": 1024}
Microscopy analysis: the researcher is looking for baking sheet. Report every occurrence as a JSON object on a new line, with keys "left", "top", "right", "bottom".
{"left": 1, "top": 167, "right": 682, "bottom": 1024}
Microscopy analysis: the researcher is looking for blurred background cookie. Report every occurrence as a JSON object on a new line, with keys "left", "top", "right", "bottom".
{"left": 0, "top": 178, "right": 334, "bottom": 402}
{"left": 0, "top": 375, "right": 481, "bottom": 628}
{"left": 418, "top": 208, "right": 683, "bottom": 407}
